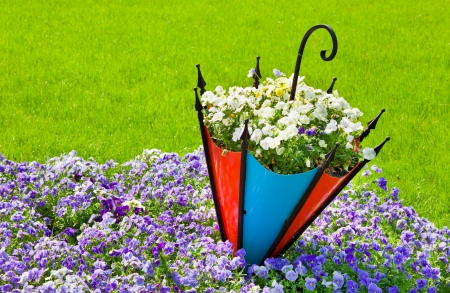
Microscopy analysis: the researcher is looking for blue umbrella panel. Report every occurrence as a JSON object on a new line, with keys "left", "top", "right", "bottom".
{"left": 242, "top": 151, "right": 319, "bottom": 265}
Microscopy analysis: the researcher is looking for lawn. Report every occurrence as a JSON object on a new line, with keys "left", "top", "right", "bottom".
{"left": 0, "top": 0, "right": 449, "bottom": 226}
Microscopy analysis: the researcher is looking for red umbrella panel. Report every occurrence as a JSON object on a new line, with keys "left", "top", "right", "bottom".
{"left": 205, "top": 127, "right": 241, "bottom": 251}
{"left": 271, "top": 136, "right": 390, "bottom": 257}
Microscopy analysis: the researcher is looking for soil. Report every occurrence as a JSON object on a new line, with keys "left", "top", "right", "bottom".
{"left": 324, "top": 157, "right": 360, "bottom": 178}
{"left": 324, "top": 167, "right": 349, "bottom": 178}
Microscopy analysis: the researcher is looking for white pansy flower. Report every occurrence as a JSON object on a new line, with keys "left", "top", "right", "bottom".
{"left": 262, "top": 125, "right": 274, "bottom": 137}
{"left": 247, "top": 68, "right": 255, "bottom": 78}
{"left": 278, "top": 130, "right": 288, "bottom": 141}
{"left": 325, "top": 119, "right": 338, "bottom": 134}
{"left": 283, "top": 125, "right": 298, "bottom": 139}
{"left": 278, "top": 116, "right": 295, "bottom": 126}
{"left": 305, "top": 158, "right": 311, "bottom": 168}
{"left": 318, "top": 140, "right": 327, "bottom": 148}
{"left": 362, "top": 147, "right": 376, "bottom": 160}
{"left": 18, "top": 272, "right": 29, "bottom": 286}
{"left": 222, "top": 118, "right": 230, "bottom": 126}
{"left": 287, "top": 110, "right": 299, "bottom": 121}
{"left": 201, "top": 91, "right": 216, "bottom": 104}
{"left": 229, "top": 86, "right": 244, "bottom": 95}
{"left": 313, "top": 103, "right": 328, "bottom": 121}
{"left": 266, "top": 85, "right": 275, "bottom": 97}
{"left": 273, "top": 68, "right": 286, "bottom": 77}
{"left": 226, "top": 96, "right": 239, "bottom": 109}
{"left": 260, "top": 137, "right": 272, "bottom": 150}
{"left": 299, "top": 115, "right": 310, "bottom": 125}
{"left": 255, "top": 149, "right": 262, "bottom": 158}
{"left": 275, "top": 101, "right": 288, "bottom": 110}
{"left": 318, "top": 93, "right": 334, "bottom": 104}
{"left": 123, "top": 199, "right": 145, "bottom": 210}
{"left": 344, "top": 108, "right": 363, "bottom": 119}
{"left": 259, "top": 107, "right": 275, "bottom": 119}
{"left": 250, "top": 129, "right": 263, "bottom": 143}
{"left": 304, "top": 87, "right": 316, "bottom": 101}
{"left": 335, "top": 98, "right": 350, "bottom": 109}
{"left": 346, "top": 135, "right": 354, "bottom": 142}
{"left": 215, "top": 85, "right": 226, "bottom": 95}
{"left": 211, "top": 111, "right": 225, "bottom": 122}
{"left": 302, "top": 103, "right": 315, "bottom": 113}
{"left": 237, "top": 95, "right": 247, "bottom": 106}
{"left": 351, "top": 121, "right": 364, "bottom": 132}
{"left": 340, "top": 117, "right": 364, "bottom": 134}
{"left": 354, "top": 108, "right": 363, "bottom": 117}
{"left": 261, "top": 99, "right": 272, "bottom": 108}
{"left": 51, "top": 267, "right": 71, "bottom": 279}
{"left": 232, "top": 126, "right": 244, "bottom": 142}
{"left": 269, "top": 137, "right": 281, "bottom": 149}
{"left": 346, "top": 142, "right": 353, "bottom": 149}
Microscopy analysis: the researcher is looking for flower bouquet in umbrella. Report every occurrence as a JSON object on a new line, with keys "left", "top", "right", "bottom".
{"left": 194, "top": 24, "right": 390, "bottom": 265}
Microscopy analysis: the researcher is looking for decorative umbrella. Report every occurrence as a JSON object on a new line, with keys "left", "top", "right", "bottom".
{"left": 194, "top": 24, "right": 390, "bottom": 265}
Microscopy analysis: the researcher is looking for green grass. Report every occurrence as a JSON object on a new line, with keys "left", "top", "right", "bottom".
{"left": 0, "top": 0, "right": 449, "bottom": 226}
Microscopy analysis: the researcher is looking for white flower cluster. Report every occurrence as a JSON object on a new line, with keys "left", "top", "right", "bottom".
{"left": 202, "top": 70, "right": 375, "bottom": 174}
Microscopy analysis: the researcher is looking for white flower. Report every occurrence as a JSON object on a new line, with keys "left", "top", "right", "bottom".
{"left": 215, "top": 85, "right": 226, "bottom": 95}
{"left": 346, "top": 142, "right": 353, "bottom": 149}
{"left": 269, "top": 137, "right": 281, "bottom": 149}
{"left": 339, "top": 117, "right": 364, "bottom": 134}
{"left": 51, "top": 267, "right": 70, "bottom": 279}
{"left": 18, "top": 272, "right": 29, "bottom": 286}
{"left": 344, "top": 108, "right": 363, "bottom": 119}
{"left": 275, "top": 101, "right": 289, "bottom": 112}
{"left": 211, "top": 111, "right": 225, "bottom": 122}
{"left": 247, "top": 68, "right": 255, "bottom": 78}
{"left": 335, "top": 97, "right": 350, "bottom": 109}
{"left": 362, "top": 147, "right": 376, "bottom": 160}
{"left": 313, "top": 103, "right": 328, "bottom": 121}
{"left": 259, "top": 107, "right": 276, "bottom": 119}
{"left": 232, "top": 126, "right": 244, "bottom": 142}
{"left": 318, "top": 140, "right": 327, "bottom": 148}
{"left": 226, "top": 96, "right": 240, "bottom": 109}
{"left": 201, "top": 91, "right": 217, "bottom": 104}
{"left": 222, "top": 118, "right": 230, "bottom": 126}
{"left": 273, "top": 68, "right": 286, "bottom": 77}
{"left": 303, "top": 87, "right": 316, "bottom": 101}
{"left": 260, "top": 137, "right": 272, "bottom": 150}
{"left": 255, "top": 149, "right": 262, "bottom": 158}
{"left": 324, "top": 119, "right": 338, "bottom": 134}
{"left": 123, "top": 199, "right": 145, "bottom": 210}
{"left": 283, "top": 125, "right": 298, "bottom": 139}
{"left": 250, "top": 129, "right": 263, "bottom": 143}
{"left": 278, "top": 116, "right": 295, "bottom": 126}
{"left": 261, "top": 99, "right": 272, "bottom": 108}
{"left": 298, "top": 115, "right": 310, "bottom": 125}
{"left": 262, "top": 125, "right": 274, "bottom": 137}
{"left": 295, "top": 102, "right": 314, "bottom": 114}
{"left": 265, "top": 85, "right": 275, "bottom": 97}
{"left": 346, "top": 135, "right": 354, "bottom": 142}
{"left": 305, "top": 158, "right": 311, "bottom": 168}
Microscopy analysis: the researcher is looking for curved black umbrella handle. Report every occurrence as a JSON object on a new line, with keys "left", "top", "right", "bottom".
{"left": 290, "top": 24, "right": 338, "bottom": 101}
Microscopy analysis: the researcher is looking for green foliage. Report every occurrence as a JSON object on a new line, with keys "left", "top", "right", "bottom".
{"left": 0, "top": 0, "right": 449, "bottom": 226}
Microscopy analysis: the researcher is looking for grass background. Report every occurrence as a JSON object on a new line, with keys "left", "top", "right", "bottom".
{"left": 0, "top": 0, "right": 449, "bottom": 226}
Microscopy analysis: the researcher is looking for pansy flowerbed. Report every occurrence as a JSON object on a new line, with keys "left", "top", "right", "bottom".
{"left": 0, "top": 149, "right": 449, "bottom": 293}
